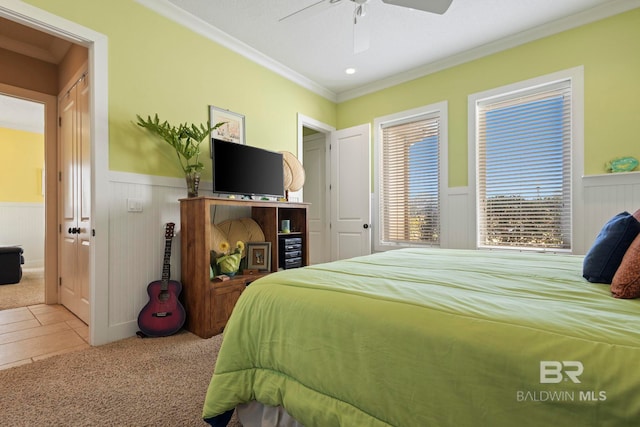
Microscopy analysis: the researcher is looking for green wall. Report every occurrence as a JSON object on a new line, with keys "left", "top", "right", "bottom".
{"left": 24, "top": 0, "right": 336, "bottom": 181}
{"left": 22, "top": 2, "right": 640, "bottom": 185}
{"left": 337, "top": 8, "right": 640, "bottom": 186}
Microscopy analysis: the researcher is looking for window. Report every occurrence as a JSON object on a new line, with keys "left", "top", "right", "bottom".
{"left": 475, "top": 80, "right": 573, "bottom": 250}
{"left": 375, "top": 103, "right": 446, "bottom": 249}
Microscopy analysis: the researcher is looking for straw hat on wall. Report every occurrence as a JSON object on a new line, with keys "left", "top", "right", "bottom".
{"left": 281, "top": 151, "right": 305, "bottom": 193}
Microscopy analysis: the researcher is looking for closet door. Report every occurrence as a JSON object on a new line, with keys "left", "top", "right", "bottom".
{"left": 59, "top": 74, "right": 90, "bottom": 324}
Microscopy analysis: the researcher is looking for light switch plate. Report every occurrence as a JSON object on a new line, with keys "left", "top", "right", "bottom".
{"left": 127, "top": 198, "right": 143, "bottom": 212}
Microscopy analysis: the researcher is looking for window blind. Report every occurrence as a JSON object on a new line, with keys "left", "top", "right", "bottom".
{"left": 477, "top": 81, "right": 572, "bottom": 250}
{"left": 381, "top": 114, "right": 440, "bottom": 245}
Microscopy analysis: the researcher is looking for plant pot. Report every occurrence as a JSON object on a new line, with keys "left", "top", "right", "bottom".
{"left": 185, "top": 172, "right": 201, "bottom": 198}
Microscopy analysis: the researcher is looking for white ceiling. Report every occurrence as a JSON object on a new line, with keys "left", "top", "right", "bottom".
{"left": 149, "top": 0, "right": 637, "bottom": 101}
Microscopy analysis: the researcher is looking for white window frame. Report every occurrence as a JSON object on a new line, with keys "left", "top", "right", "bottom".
{"left": 373, "top": 101, "right": 449, "bottom": 252}
{"left": 468, "top": 67, "right": 585, "bottom": 252}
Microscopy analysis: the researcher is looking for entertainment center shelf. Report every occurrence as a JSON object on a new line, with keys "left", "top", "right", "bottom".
{"left": 179, "top": 196, "right": 309, "bottom": 338}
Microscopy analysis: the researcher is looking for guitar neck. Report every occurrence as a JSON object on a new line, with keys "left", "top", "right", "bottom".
{"left": 161, "top": 223, "right": 175, "bottom": 289}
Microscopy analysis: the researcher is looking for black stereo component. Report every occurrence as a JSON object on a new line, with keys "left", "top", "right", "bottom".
{"left": 279, "top": 236, "right": 302, "bottom": 270}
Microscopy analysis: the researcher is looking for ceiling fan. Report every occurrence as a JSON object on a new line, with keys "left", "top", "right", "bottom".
{"left": 279, "top": 0, "right": 453, "bottom": 54}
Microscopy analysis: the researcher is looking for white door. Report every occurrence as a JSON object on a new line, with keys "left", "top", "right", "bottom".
{"left": 303, "top": 133, "right": 328, "bottom": 264}
{"left": 330, "top": 124, "right": 371, "bottom": 261}
{"left": 59, "top": 74, "right": 90, "bottom": 323}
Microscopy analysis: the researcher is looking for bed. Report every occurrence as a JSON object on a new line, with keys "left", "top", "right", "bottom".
{"left": 202, "top": 248, "right": 640, "bottom": 426}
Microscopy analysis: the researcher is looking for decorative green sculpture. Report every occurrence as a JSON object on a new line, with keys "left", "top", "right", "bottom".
{"left": 606, "top": 156, "right": 639, "bottom": 173}
{"left": 214, "top": 241, "right": 245, "bottom": 277}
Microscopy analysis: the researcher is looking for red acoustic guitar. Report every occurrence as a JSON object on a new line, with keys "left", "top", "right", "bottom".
{"left": 137, "top": 222, "right": 186, "bottom": 337}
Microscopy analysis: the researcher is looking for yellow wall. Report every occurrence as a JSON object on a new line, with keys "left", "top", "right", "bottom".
{"left": 24, "top": 0, "right": 336, "bottom": 181}
{"left": 0, "top": 127, "right": 44, "bottom": 202}
{"left": 338, "top": 8, "right": 640, "bottom": 186}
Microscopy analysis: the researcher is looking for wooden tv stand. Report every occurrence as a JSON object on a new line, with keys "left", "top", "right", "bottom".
{"left": 179, "top": 196, "right": 309, "bottom": 338}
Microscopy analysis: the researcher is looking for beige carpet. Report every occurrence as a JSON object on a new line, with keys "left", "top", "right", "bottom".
{"left": 0, "top": 267, "right": 45, "bottom": 310}
{"left": 0, "top": 330, "right": 241, "bottom": 426}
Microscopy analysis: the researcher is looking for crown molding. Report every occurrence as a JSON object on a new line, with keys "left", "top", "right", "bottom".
{"left": 136, "top": 0, "right": 639, "bottom": 104}
{"left": 134, "top": 0, "right": 337, "bottom": 102}
{"left": 337, "top": 0, "right": 640, "bottom": 102}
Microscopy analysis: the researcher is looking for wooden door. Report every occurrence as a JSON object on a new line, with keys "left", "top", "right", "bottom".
{"left": 330, "top": 124, "right": 371, "bottom": 261}
{"left": 59, "top": 74, "right": 90, "bottom": 323}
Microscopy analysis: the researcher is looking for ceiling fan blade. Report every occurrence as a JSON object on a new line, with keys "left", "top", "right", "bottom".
{"left": 279, "top": 0, "right": 344, "bottom": 22}
{"left": 380, "top": 0, "right": 453, "bottom": 14}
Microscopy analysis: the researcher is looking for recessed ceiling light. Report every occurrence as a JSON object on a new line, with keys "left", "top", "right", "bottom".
{"left": 345, "top": 68, "right": 357, "bottom": 75}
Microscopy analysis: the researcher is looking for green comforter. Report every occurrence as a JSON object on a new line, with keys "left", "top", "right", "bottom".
{"left": 203, "top": 248, "right": 640, "bottom": 426}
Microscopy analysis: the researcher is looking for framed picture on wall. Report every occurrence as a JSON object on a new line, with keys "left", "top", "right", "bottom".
{"left": 209, "top": 105, "right": 245, "bottom": 146}
{"left": 246, "top": 242, "right": 271, "bottom": 271}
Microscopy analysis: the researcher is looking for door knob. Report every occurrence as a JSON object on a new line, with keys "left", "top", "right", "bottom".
{"left": 363, "top": 224, "right": 370, "bottom": 229}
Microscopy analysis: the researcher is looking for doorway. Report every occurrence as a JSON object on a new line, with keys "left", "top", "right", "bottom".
{"left": 297, "top": 114, "right": 372, "bottom": 264}
{"left": 0, "top": 19, "right": 88, "bottom": 320}
{"left": 0, "top": 82, "right": 57, "bottom": 305}
{"left": 0, "top": 3, "right": 109, "bottom": 344}
{"left": 0, "top": 94, "right": 45, "bottom": 309}
{"left": 298, "top": 115, "right": 333, "bottom": 265}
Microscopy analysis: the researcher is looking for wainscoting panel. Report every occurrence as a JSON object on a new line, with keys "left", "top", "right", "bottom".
{"left": 102, "top": 172, "right": 639, "bottom": 341}
{"left": 106, "top": 172, "right": 252, "bottom": 336}
{"left": 0, "top": 202, "right": 44, "bottom": 268}
{"left": 582, "top": 172, "right": 640, "bottom": 253}
{"left": 107, "top": 175, "right": 185, "bottom": 332}
{"left": 444, "top": 187, "right": 472, "bottom": 249}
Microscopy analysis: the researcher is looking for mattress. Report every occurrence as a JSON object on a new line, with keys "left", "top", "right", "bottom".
{"left": 203, "top": 248, "right": 640, "bottom": 426}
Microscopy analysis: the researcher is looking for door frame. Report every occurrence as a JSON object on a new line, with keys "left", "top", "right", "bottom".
{"left": 0, "top": 1, "right": 110, "bottom": 345}
{"left": 297, "top": 114, "right": 334, "bottom": 263}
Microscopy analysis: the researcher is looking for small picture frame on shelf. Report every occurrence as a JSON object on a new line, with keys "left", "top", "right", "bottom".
{"left": 246, "top": 242, "right": 271, "bottom": 271}
{"left": 209, "top": 105, "right": 245, "bottom": 146}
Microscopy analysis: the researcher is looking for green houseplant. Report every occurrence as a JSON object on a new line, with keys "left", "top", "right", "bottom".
{"left": 136, "top": 113, "right": 225, "bottom": 197}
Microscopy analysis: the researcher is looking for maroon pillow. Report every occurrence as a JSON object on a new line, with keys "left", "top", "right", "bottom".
{"left": 634, "top": 209, "right": 640, "bottom": 222}
{"left": 611, "top": 234, "right": 640, "bottom": 298}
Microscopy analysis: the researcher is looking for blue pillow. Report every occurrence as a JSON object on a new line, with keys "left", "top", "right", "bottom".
{"left": 583, "top": 212, "right": 640, "bottom": 283}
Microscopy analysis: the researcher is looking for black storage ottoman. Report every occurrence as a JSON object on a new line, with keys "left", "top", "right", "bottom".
{"left": 0, "top": 246, "right": 24, "bottom": 285}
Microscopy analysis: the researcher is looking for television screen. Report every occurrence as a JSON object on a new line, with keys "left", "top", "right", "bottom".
{"left": 212, "top": 138, "right": 285, "bottom": 198}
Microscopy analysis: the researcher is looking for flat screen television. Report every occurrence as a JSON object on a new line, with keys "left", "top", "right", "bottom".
{"left": 211, "top": 138, "right": 285, "bottom": 198}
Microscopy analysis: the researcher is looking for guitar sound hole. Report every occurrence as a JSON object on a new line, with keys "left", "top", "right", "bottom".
{"left": 158, "top": 290, "right": 170, "bottom": 302}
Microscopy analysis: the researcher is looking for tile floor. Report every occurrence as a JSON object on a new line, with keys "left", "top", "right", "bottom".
{"left": 0, "top": 304, "right": 89, "bottom": 371}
